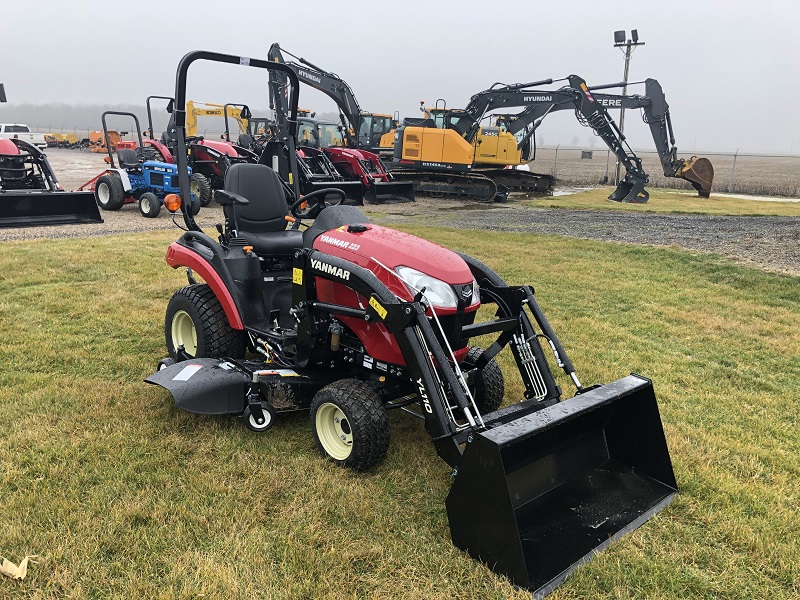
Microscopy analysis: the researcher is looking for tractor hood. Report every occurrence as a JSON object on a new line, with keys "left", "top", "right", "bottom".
{"left": 197, "top": 139, "right": 240, "bottom": 158}
{"left": 312, "top": 223, "right": 476, "bottom": 302}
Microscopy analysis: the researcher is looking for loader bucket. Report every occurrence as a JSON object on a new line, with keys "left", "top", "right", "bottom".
{"left": 0, "top": 191, "right": 103, "bottom": 228}
{"left": 446, "top": 374, "right": 676, "bottom": 597}
{"left": 364, "top": 180, "right": 415, "bottom": 204}
{"left": 678, "top": 156, "right": 714, "bottom": 198}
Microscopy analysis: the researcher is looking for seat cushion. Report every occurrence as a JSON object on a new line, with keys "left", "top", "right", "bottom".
{"left": 238, "top": 229, "right": 303, "bottom": 257}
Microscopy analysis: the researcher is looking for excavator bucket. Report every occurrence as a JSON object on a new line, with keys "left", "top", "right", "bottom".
{"left": 446, "top": 375, "right": 676, "bottom": 597}
{"left": 364, "top": 180, "right": 415, "bottom": 204}
{"left": 0, "top": 190, "right": 103, "bottom": 228}
{"left": 678, "top": 157, "right": 714, "bottom": 198}
{"left": 608, "top": 177, "right": 649, "bottom": 203}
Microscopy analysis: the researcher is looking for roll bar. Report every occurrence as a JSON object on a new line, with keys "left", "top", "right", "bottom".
{"left": 171, "top": 51, "right": 302, "bottom": 231}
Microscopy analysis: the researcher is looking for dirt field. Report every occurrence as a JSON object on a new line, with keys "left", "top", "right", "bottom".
{"left": 2, "top": 148, "right": 798, "bottom": 276}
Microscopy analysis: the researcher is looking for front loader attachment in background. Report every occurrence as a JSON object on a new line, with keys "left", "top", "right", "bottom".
{"left": 365, "top": 180, "right": 415, "bottom": 204}
{"left": 677, "top": 156, "right": 714, "bottom": 198}
{"left": 446, "top": 374, "right": 676, "bottom": 597}
{"left": 0, "top": 191, "right": 103, "bottom": 228}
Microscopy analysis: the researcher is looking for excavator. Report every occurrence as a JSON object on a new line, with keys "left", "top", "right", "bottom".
{"left": 394, "top": 76, "right": 712, "bottom": 203}
{"left": 267, "top": 43, "right": 414, "bottom": 203}
{"left": 267, "top": 43, "right": 397, "bottom": 154}
{"left": 185, "top": 101, "right": 250, "bottom": 139}
{"left": 483, "top": 77, "right": 713, "bottom": 202}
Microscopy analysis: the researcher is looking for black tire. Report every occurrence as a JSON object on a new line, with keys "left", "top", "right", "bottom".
{"left": 164, "top": 284, "right": 246, "bottom": 360}
{"left": 310, "top": 379, "right": 389, "bottom": 471}
{"left": 462, "top": 346, "right": 505, "bottom": 414}
{"left": 243, "top": 403, "right": 276, "bottom": 432}
{"left": 95, "top": 174, "right": 125, "bottom": 210}
{"left": 190, "top": 172, "right": 213, "bottom": 207}
{"left": 157, "top": 357, "right": 175, "bottom": 371}
{"left": 138, "top": 191, "right": 161, "bottom": 218}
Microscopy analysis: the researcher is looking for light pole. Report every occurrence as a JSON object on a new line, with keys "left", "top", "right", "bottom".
{"left": 613, "top": 29, "right": 644, "bottom": 185}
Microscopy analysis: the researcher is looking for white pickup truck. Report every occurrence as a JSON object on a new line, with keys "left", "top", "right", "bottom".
{"left": 0, "top": 124, "right": 48, "bottom": 149}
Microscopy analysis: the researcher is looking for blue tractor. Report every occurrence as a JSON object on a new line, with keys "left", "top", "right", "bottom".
{"left": 87, "top": 111, "right": 204, "bottom": 218}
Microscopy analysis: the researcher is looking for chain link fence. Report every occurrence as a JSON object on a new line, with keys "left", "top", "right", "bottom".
{"left": 528, "top": 147, "right": 800, "bottom": 197}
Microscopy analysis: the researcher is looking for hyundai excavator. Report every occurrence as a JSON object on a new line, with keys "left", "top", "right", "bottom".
{"left": 267, "top": 43, "right": 397, "bottom": 154}
{"left": 394, "top": 76, "right": 713, "bottom": 203}
{"left": 267, "top": 43, "right": 414, "bottom": 203}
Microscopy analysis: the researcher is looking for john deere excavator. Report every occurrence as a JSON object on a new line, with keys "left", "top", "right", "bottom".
{"left": 484, "top": 76, "right": 712, "bottom": 202}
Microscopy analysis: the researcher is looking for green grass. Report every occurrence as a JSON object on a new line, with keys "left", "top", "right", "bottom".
{"left": 1, "top": 228, "right": 798, "bottom": 598}
{"left": 522, "top": 186, "right": 800, "bottom": 216}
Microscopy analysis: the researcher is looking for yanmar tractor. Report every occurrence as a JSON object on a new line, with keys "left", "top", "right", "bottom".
{"left": 146, "top": 51, "right": 677, "bottom": 598}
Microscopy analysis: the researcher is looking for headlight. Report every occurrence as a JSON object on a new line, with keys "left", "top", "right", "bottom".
{"left": 395, "top": 266, "right": 459, "bottom": 309}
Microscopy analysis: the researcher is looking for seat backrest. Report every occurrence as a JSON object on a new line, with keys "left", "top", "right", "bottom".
{"left": 237, "top": 133, "right": 253, "bottom": 148}
{"left": 223, "top": 163, "right": 288, "bottom": 234}
{"left": 117, "top": 148, "right": 140, "bottom": 168}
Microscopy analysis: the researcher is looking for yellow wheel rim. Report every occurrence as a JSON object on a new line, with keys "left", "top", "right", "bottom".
{"left": 171, "top": 310, "right": 197, "bottom": 356}
{"left": 316, "top": 402, "right": 352, "bottom": 460}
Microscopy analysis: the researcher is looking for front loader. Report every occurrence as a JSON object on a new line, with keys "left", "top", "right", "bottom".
{"left": 0, "top": 137, "right": 102, "bottom": 228}
{"left": 145, "top": 50, "right": 677, "bottom": 597}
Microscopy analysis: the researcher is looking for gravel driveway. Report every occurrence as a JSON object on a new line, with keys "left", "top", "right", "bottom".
{"left": 2, "top": 148, "right": 797, "bottom": 277}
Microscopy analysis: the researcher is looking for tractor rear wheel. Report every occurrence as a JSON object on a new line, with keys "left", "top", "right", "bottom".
{"left": 463, "top": 346, "right": 505, "bottom": 414}
{"left": 95, "top": 174, "right": 125, "bottom": 210}
{"left": 190, "top": 173, "right": 213, "bottom": 207}
{"left": 310, "top": 379, "right": 389, "bottom": 470}
{"left": 138, "top": 192, "right": 161, "bottom": 218}
{"left": 164, "top": 284, "right": 246, "bottom": 360}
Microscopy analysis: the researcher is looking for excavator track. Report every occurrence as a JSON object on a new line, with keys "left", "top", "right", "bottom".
{"left": 389, "top": 170, "right": 499, "bottom": 202}
{"left": 475, "top": 168, "right": 555, "bottom": 193}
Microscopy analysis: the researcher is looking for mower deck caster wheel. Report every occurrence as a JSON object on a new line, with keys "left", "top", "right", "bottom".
{"left": 158, "top": 357, "right": 176, "bottom": 371}
{"left": 243, "top": 403, "right": 276, "bottom": 432}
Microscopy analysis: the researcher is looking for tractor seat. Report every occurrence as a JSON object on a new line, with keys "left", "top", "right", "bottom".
{"left": 237, "top": 133, "right": 253, "bottom": 148}
{"left": 117, "top": 149, "right": 141, "bottom": 169}
{"left": 221, "top": 163, "right": 302, "bottom": 257}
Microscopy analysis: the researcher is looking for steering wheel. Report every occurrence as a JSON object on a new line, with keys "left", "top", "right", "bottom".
{"left": 290, "top": 188, "right": 346, "bottom": 219}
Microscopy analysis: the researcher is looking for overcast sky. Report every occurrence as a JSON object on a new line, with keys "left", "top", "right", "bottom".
{"left": 2, "top": 0, "right": 799, "bottom": 153}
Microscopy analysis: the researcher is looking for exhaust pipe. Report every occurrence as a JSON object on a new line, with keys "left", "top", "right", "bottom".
{"left": 446, "top": 374, "right": 676, "bottom": 597}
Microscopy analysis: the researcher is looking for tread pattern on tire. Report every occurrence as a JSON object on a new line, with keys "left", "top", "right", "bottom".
{"left": 166, "top": 284, "right": 246, "bottom": 359}
{"left": 96, "top": 174, "right": 125, "bottom": 210}
{"left": 310, "top": 378, "right": 389, "bottom": 471}
{"left": 191, "top": 173, "right": 213, "bottom": 207}
{"left": 463, "top": 346, "right": 505, "bottom": 414}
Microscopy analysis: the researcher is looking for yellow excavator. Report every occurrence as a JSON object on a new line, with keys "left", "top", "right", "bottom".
{"left": 393, "top": 75, "right": 713, "bottom": 203}
{"left": 185, "top": 101, "right": 250, "bottom": 138}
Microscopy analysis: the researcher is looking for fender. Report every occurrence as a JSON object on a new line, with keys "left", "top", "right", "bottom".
{"left": 165, "top": 242, "right": 244, "bottom": 329}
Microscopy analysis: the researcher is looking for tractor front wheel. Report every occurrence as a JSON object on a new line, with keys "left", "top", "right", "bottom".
{"left": 164, "top": 284, "right": 246, "bottom": 360}
{"left": 463, "top": 346, "right": 505, "bottom": 414}
{"left": 190, "top": 173, "right": 213, "bottom": 207}
{"left": 95, "top": 174, "right": 125, "bottom": 210}
{"left": 139, "top": 192, "right": 161, "bottom": 218}
{"left": 310, "top": 379, "right": 389, "bottom": 470}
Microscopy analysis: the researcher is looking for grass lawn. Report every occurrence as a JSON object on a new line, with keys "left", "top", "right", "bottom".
{"left": 1, "top": 227, "right": 798, "bottom": 598}
{"left": 522, "top": 186, "right": 800, "bottom": 216}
